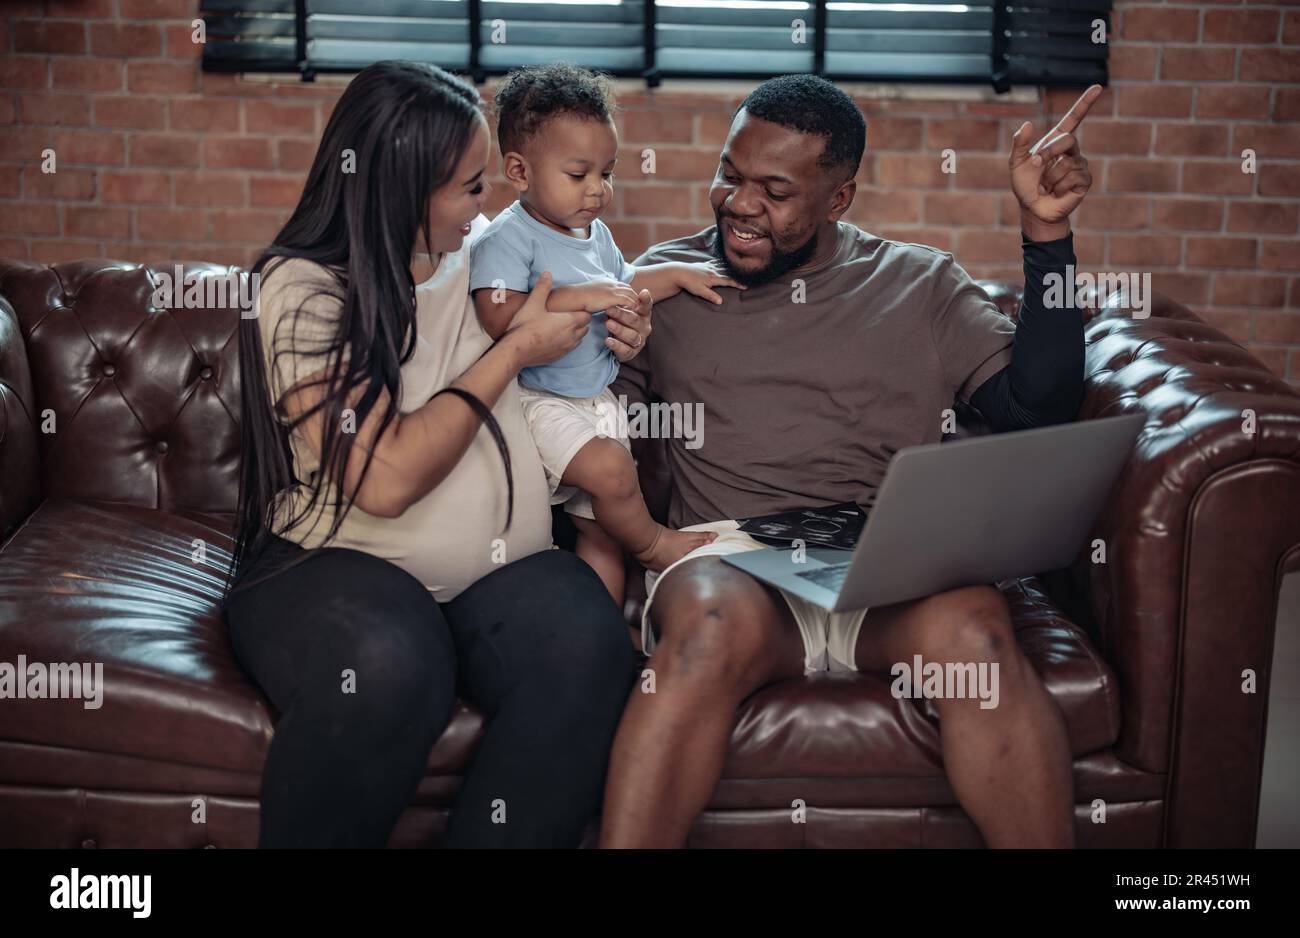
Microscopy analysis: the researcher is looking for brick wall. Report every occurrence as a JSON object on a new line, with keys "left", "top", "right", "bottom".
{"left": 1, "top": 0, "right": 1298, "bottom": 386}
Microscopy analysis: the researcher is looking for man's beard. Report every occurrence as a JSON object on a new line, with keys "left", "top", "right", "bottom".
{"left": 710, "top": 214, "right": 819, "bottom": 288}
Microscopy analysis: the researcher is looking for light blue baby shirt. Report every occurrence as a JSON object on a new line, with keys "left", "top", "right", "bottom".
{"left": 469, "top": 201, "right": 636, "bottom": 399}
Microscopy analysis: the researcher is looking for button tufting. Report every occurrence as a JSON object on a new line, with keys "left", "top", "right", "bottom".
{"left": 155, "top": 441, "right": 169, "bottom": 455}
{"left": 199, "top": 366, "right": 214, "bottom": 380}
{"left": 81, "top": 838, "right": 96, "bottom": 848}
{"left": 102, "top": 363, "right": 116, "bottom": 377}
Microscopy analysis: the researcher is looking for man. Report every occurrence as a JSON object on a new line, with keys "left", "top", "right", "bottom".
{"left": 601, "top": 74, "right": 1101, "bottom": 848}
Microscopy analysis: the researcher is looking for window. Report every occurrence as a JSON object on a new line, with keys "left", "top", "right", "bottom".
{"left": 201, "top": 0, "right": 1110, "bottom": 90}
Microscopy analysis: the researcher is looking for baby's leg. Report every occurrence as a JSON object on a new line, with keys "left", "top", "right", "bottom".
{"left": 571, "top": 515, "right": 626, "bottom": 605}
{"left": 561, "top": 437, "right": 716, "bottom": 572}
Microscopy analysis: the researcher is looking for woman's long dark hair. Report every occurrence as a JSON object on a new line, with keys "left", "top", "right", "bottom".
{"left": 228, "top": 61, "right": 511, "bottom": 592}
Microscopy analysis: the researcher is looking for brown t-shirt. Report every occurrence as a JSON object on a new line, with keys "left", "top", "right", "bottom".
{"left": 614, "top": 222, "right": 1017, "bottom": 529}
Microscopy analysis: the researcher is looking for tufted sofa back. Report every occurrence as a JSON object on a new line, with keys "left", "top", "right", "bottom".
{"left": 0, "top": 260, "right": 245, "bottom": 524}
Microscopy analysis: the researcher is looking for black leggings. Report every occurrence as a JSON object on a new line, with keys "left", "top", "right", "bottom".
{"left": 223, "top": 538, "right": 636, "bottom": 848}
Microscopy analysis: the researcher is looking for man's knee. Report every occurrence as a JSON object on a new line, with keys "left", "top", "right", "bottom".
{"left": 650, "top": 557, "right": 788, "bottom": 685}
{"left": 911, "top": 585, "right": 1016, "bottom": 666}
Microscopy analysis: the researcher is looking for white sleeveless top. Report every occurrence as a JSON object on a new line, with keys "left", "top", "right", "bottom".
{"left": 253, "top": 214, "right": 553, "bottom": 601}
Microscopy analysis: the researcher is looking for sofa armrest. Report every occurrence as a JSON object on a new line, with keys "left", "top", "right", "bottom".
{"left": 1068, "top": 292, "right": 1300, "bottom": 846}
{"left": 0, "top": 293, "right": 40, "bottom": 544}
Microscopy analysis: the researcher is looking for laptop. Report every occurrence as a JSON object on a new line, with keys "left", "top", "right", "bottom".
{"left": 721, "top": 413, "right": 1145, "bottom": 611}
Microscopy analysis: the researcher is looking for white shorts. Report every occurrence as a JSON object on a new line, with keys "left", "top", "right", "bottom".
{"left": 518, "top": 385, "right": 632, "bottom": 521}
{"left": 641, "top": 520, "right": 869, "bottom": 674}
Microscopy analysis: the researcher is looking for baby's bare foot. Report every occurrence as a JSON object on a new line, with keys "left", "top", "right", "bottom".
{"left": 635, "top": 526, "right": 718, "bottom": 572}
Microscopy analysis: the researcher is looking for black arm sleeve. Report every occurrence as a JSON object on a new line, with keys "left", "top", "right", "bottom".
{"left": 968, "top": 232, "right": 1085, "bottom": 432}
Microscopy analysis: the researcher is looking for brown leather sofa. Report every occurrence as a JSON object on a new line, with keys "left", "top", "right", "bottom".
{"left": 1, "top": 257, "right": 1297, "bottom": 848}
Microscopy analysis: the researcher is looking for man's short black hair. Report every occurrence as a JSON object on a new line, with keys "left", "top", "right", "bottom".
{"left": 738, "top": 74, "right": 866, "bottom": 180}
{"left": 492, "top": 63, "right": 617, "bottom": 155}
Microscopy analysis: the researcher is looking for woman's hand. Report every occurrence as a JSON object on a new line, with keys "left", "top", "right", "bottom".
{"left": 604, "top": 287, "right": 653, "bottom": 362}
{"left": 500, "top": 271, "right": 591, "bottom": 369}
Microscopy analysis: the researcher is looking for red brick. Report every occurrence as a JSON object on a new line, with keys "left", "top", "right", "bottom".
{"left": 1046, "top": 87, "right": 1115, "bottom": 119}
{"left": 1108, "top": 233, "right": 1181, "bottom": 267}
{"left": 1213, "top": 274, "right": 1288, "bottom": 307}
{"left": 1154, "top": 123, "right": 1229, "bottom": 158}
{"left": 1161, "top": 47, "right": 1236, "bottom": 81}
{"left": 697, "top": 111, "right": 736, "bottom": 146}
{"left": 924, "top": 192, "right": 998, "bottom": 226}
{"left": 164, "top": 23, "right": 204, "bottom": 60}
{"left": 173, "top": 171, "right": 248, "bottom": 206}
{"left": 95, "top": 96, "right": 167, "bottom": 130}
{"left": 875, "top": 153, "right": 951, "bottom": 189}
{"left": 1259, "top": 164, "right": 1300, "bottom": 197}
{"left": 0, "top": 97, "right": 14, "bottom": 124}
{"left": 120, "top": 0, "right": 196, "bottom": 17}
{"left": 1198, "top": 309, "right": 1253, "bottom": 344}
{"left": 129, "top": 134, "right": 199, "bottom": 168}
{"left": 640, "top": 146, "right": 721, "bottom": 182}
{"left": 604, "top": 221, "right": 651, "bottom": 256}
{"left": 248, "top": 174, "right": 305, "bottom": 208}
{"left": 51, "top": 58, "right": 123, "bottom": 92}
{"left": 7, "top": 126, "right": 52, "bottom": 158}
{"left": 858, "top": 189, "right": 922, "bottom": 224}
{"left": 209, "top": 209, "right": 286, "bottom": 243}
{"left": 1234, "top": 123, "right": 1300, "bottom": 159}
{"left": 622, "top": 110, "right": 693, "bottom": 144}
{"left": 198, "top": 72, "right": 276, "bottom": 98}
{"left": 1276, "top": 89, "right": 1300, "bottom": 122}
{"left": 30, "top": 241, "right": 104, "bottom": 264}
{"left": 169, "top": 97, "right": 240, "bottom": 132}
{"left": 1153, "top": 271, "right": 1211, "bottom": 307}
{"left": 1154, "top": 198, "right": 1224, "bottom": 231}
{"left": 1255, "top": 312, "right": 1300, "bottom": 343}
{"left": 18, "top": 93, "right": 90, "bottom": 125}
{"left": 48, "top": 0, "right": 115, "bottom": 15}
{"left": 1204, "top": 9, "right": 1281, "bottom": 44}
{"left": 1227, "top": 201, "right": 1299, "bottom": 234}
{"left": 1080, "top": 120, "right": 1152, "bottom": 155}
{"left": 244, "top": 100, "right": 318, "bottom": 136}
{"left": 14, "top": 19, "right": 86, "bottom": 55}
{"left": 1108, "top": 46, "right": 1158, "bottom": 81}
{"left": 0, "top": 204, "right": 59, "bottom": 236}
{"left": 865, "top": 117, "right": 924, "bottom": 151}
{"left": 138, "top": 208, "right": 199, "bottom": 241}
{"left": 205, "top": 137, "right": 274, "bottom": 170}
{"left": 100, "top": 169, "right": 170, "bottom": 204}
{"left": 1120, "top": 6, "right": 1201, "bottom": 42}
{"left": 1182, "top": 161, "right": 1254, "bottom": 196}
{"left": 1260, "top": 240, "right": 1298, "bottom": 270}
{"left": 621, "top": 184, "right": 693, "bottom": 218}
{"left": 1197, "top": 85, "right": 1271, "bottom": 120}
{"left": 0, "top": 240, "right": 29, "bottom": 259}
{"left": 956, "top": 230, "right": 1027, "bottom": 264}
{"left": 949, "top": 153, "right": 1008, "bottom": 189}
{"left": 1286, "top": 10, "right": 1300, "bottom": 45}
{"left": 276, "top": 138, "right": 316, "bottom": 173}
{"left": 1074, "top": 195, "right": 1150, "bottom": 230}
{"left": 0, "top": 166, "right": 23, "bottom": 197}
{"left": 1186, "top": 237, "right": 1257, "bottom": 268}
{"left": 65, "top": 206, "right": 130, "bottom": 239}
{"left": 22, "top": 166, "right": 95, "bottom": 200}
{"left": 89, "top": 22, "right": 163, "bottom": 57}
{"left": 926, "top": 119, "right": 1001, "bottom": 152}
{"left": 1118, "top": 85, "right": 1194, "bottom": 119}
{"left": 1240, "top": 49, "right": 1300, "bottom": 83}
{"left": 128, "top": 61, "right": 197, "bottom": 95}
{"left": 0, "top": 57, "right": 48, "bottom": 91}
{"left": 51, "top": 129, "right": 125, "bottom": 166}
{"left": 1106, "top": 160, "right": 1179, "bottom": 193}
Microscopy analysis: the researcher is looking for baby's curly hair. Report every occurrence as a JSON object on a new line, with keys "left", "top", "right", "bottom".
{"left": 492, "top": 63, "right": 617, "bottom": 156}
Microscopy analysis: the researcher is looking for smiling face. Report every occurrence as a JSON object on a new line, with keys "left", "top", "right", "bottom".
{"left": 709, "top": 108, "right": 855, "bottom": 286}
{"left": 422, "top": 114, "right": 491, "bottom": 254}
{"left": 503, "top": 113, "right": 618, "bottom": 234}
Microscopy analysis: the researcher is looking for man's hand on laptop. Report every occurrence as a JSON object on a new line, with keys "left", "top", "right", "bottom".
{"left": 1008, "top": 83, "right": 1102, "bottom": 241}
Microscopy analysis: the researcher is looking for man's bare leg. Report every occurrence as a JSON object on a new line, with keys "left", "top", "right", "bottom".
{"left": 598, "top": 557, "right": 805, "bottom": 848}
{"left": 854, "top": 585, "right": 1075, "bottom": 847}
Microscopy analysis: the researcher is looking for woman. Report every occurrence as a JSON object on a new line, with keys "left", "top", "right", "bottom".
{"left": 223, "top": 61, "right": 649, "bottom": 848}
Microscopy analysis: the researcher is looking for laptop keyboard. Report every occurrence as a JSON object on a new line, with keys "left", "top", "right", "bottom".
{"left": 795, "top": 563, "right": 851, "bottom": 593}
